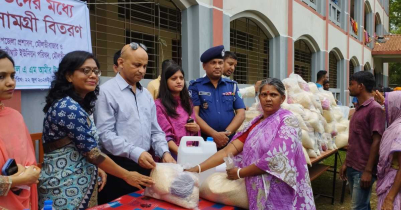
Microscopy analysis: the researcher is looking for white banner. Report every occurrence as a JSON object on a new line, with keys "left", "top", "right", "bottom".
{"left": 0, "top": 0, "right": 92, "bottom": 89}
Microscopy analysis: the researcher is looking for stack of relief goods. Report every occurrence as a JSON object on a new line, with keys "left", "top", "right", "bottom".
{"left": 238, "top": 74, "right": 350, "bottom": 164}
{"left": 282, "top": 74, "right": 349, "bottom": 161}
{"left": 281, "top": 74, "right": 349, "bottom": 162}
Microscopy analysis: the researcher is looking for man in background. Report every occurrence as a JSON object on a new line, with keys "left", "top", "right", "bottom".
{"left": 340, "top": 71, "right": 385, "bottom": 210}
{"left": 316, "top": 70, "right": 329, "bottom": 90}
{"left": 222, "top": 51, "right": 262, "bottom": 98}
{"left": 113, "top": 50, "right": 121, "bottom": 74}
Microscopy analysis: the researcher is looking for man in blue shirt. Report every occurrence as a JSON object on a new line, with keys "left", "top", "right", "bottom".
{"left": 316, "top": 70, "right": 329, "bottom": 90}
{"left": 95, "top": 43, "right": 175, "bottom": 204}
{"left": 189, "top": 45, "right": 246, "bottom": 149}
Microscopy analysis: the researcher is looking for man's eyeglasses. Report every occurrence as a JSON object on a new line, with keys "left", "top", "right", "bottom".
{"left": 78, "top": 67, "right": 101, "bottom": 77}
{"left": 121, "top": 42, "right": 147, "bottom": 55}
{"left": 130, "top": 42, "right": 147, "bottom": 51}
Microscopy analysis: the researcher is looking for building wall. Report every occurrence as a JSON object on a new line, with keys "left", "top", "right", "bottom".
{"left": 349, "top": 38, "right": 364, "bottom": 67}
{"left": 11, "top": 0, "right": 391, "bottom": 133}
{"left": 327, "top": 25, "right": 347, "bottom": 59}
{"left": 223, "top": 0, "right": 288, "bottom": 36}
{"left": 364, "top": 47, "right": 373, "bottom": 69}
{"left": 293, "top": 3, "right": 325, "bottom": 51}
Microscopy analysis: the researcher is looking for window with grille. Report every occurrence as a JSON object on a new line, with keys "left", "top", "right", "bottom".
{"left": 234, "top": 53, "right": 248, "bottom": 84}
{"left": 172, "top": 39, "right": 181, "bottom": 66}
{"left": 329, "top": 51, "right": 338, "bottom": 88}
{"left": 364, "top": 63, "right": 370, "bottom": 71}
{"left": 349, "top": 62, "right": 355, "bottom": 77}
{"left": 88, "top": 0, "right": 181, "bottom": 77}
{"left": 294, "top": 40, "right": 312, "bottom": 82}
{"left": 230, "top": 18, "right": 269, "bottom": 84}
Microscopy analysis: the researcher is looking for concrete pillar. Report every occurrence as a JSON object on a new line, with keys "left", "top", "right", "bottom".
{"left": 340, "top": 0, "right": 347, "bottom": 31}
{"left": 355, "top": 0, "right": 364, "bottom": 41}
{"left": 270, "top": 36, "right": 288, "bottom": 80}
{"left": 338, "top": 59, "right": 347, "bottom": 104}
{"left": 181, "top": 5, "right": 213, "bottom": 81}
{"left": 383, "top": 63, "right": 389, "bottom": 87}
{"left": 311, "top": 51, "right": 326, "bottom": 82}
{"left": 223, "top": 14, "right": 230, "bottom": 51}
{"left": 366, "top": 12, "right": 374, "bottom": 48}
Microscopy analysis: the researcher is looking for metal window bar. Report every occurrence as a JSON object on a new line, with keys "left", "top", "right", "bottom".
{"left": 349, "top": 62, "right": 355, "bottom": 77}
{"left": 230, "top": 18, "right": 269, "bottom": 84}
{"left": 294, "top": 40, "right": 312, "bottom": 82}
{"left": 329, "top": 1, "right": 341, "bottom": 27}
{"left": 87, "top": 0, "right": 181, "bottom": 77}
{"left": 329, "top": 52, "right": 338, "bottom": 88}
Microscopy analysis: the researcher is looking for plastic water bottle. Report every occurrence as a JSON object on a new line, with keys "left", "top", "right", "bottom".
{"left": 42, "top": 200, "right": 55, "bottom": 210}
{"left": 177, "top": 136, "right": 217, "bottom": 184}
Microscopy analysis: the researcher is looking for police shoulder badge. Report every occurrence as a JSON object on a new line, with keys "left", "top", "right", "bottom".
{"left": 238, "top": 91, "right": 242, "bottom": 99}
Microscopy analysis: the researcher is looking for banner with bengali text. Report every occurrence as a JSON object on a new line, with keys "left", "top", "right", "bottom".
{"left": 0, "top": 0, "right": 91, "bottom": 89}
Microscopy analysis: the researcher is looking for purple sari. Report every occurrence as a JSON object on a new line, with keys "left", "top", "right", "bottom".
{"left": 232, "top": 108, "right": 315, "bottom": 209}
{"left": 377, "top": 92, "right": 401, "bottom": 209}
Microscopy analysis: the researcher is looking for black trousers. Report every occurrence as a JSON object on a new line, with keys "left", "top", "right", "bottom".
{"left": 98, "top": 154, "right": 151, "bottom": 204}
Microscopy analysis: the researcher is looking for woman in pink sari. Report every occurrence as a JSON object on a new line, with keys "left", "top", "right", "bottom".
{"left": 187, "top": 78, "right": 315, "bottom": 209}
{"left": 377, "top": 91, "right": 401, "bottom": 210}
{"left": 0, "top": 50, "right": 40, "bottom": 209}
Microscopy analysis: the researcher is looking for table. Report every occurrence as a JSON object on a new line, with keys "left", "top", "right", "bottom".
{"left": 89, "top": 190, "right": 242, "bottom": 210}
{"left": 308, "top": 148, "right": 339, "bottom": 205}
{"left": 339, "top": 146, "right": 348, "bottom": 204}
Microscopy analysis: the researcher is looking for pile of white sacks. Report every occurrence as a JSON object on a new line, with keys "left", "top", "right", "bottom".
{"left": 240, "top": 74, "right": 350, "bottom": 165}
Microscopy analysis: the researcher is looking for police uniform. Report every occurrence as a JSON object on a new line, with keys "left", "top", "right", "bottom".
{"left": 189, "top": 45, "right": 246, "bottom": 140}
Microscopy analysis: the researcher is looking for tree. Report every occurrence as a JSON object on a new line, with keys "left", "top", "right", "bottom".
{"left": 390, "top": 0, "right": 401, "bottom": 34}
{"left": 389, "top": 0, "right": 401, "bottom": 87}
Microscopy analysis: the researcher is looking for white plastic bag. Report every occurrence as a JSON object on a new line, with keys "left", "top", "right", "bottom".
{"left": 307, "top": 148, "right": 317, "bottom": 158}
{"left": 332, "top": 107, "right": 344, "bottom": 122}
{"left": 302, "top": 129, "right": 314, "bottom": 149}
{"left": 281, "top": 103, "right": 305, "bottom": 116}
{"left": 200, "top": 154, "right": 249, "bottom": 209}
{"left": 290, "top": 92, "right": 314, "bottom": 110}
{"left": 307, "top": 112, "right": 322, "bottom": 132}
{"left": 308, "top": 82, "right": 319, "bottom": 93}
{"left": 145, "top": 163, "right": 199, "bottom": 209}
{"left": 294, "top": 114, "right": 308, "bottom": 131}
{"left": 335, "top": 133, "right": 349, "bottom": 149}
{"left": 289, "top": 73, "right": 308, "bottom": 91}
{"left": 323, "top": 110, "right": 335, "bottom": 123}
{"left": 283, "top": 78, "right": 302, "bottom": 94}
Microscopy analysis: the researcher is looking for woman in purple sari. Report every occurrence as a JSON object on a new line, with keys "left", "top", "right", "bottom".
{"left": 377, "top": 91, "right": 401, "bottom": 210}
{"left": 187, "top": 78, "right": 315, "bottom": 209}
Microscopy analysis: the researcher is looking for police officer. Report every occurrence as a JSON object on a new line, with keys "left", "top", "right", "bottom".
{"left": 222, "top": 51, "right": 262, "bottom": 98}
{"left": 189, "top": 45, "right": 246, "bottom": 149}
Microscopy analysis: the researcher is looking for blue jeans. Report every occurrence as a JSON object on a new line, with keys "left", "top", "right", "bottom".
{"left": 346, "top": 167, "right": 377, "bottom": 210}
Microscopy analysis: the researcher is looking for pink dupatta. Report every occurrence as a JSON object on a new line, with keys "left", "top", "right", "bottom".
{"left": 0, "top": 107, "right": 38, "bottom": 210}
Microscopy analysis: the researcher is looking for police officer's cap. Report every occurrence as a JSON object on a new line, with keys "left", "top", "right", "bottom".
{"left": 200, "top": 45, "right": 225, "bottom": 63}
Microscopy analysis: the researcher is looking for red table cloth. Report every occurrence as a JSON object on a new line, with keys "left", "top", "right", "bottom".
{"left": 89, "top": 190, "right": 242, "bottom": 210}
